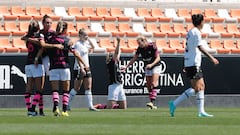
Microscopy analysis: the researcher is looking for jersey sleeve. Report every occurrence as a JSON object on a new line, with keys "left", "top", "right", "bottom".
{"left": 195, "top": 30, "right": 202, "bottom": 47}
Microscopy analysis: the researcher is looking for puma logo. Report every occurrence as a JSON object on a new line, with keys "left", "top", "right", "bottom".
{"left": 11, "top": 65, "right": 26, "bottom": 83}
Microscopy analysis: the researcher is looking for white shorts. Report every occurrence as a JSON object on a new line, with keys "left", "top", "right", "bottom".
{"left": 107, "top": 83, "right": 126, "bottom": 101}
{"left": 42, "top": 56, "right": 50, "bottom": 76}
{"left": 145, "top": 65, "right": 161, "bottom": 76}
{"left": 25, "top": 64, "right": 45, "bottom": 78}
{"left": 49, "top": 68, "right": 71, "bottom": 81}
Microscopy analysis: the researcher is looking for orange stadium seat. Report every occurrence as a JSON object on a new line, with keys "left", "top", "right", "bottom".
{"left": 110, "top": 8, "right": 130, "bottom": 21}
{"left": 213, "top": 24, "right": 233, "bottom": 38}
{"left": 98, "top": 38, "right": 115, "bottom": 52}
{"left": 96, "top": 7, "right": 116, "bottom": 21}
{"left": 114, "top": 39, "right": 133, "bottom": 53}
{"left": 160, "top": 23, "right": 180, "bottom": 37}
{"left": 82, "top": 7, "right": 102, "bottom": 21}
{"left": 68, "top": 7, "right": 88, "bottom": 21}
{"left": 226, "top": 24, "right": 240, "bottom": 38}
{"left": 223, "top": 40, "right": 240, "bottom": 54}
{"left": 4, "top": 21, "right": 25, "bottom": 36}
{"left": 191, "top": 8, "right": 202, "bottom": 15}
{"left": 169, "top": 39, "right": 184, "bottom": 53}
{"left": 150, "top": 8, "right": 171, "bottom": 22}
{"left": 118, "top": 23, "right": 139, "bottom": 37}
{"left": 230, "top": 9, "right": 240, "bottom": 22}
{"left": 136, "top": 8, "right": 158, "bottom": 22}
{"left": 67, "top": 22, "right": 78, "bottom": 36}
{"left": 25, "top": 6, "right": 42, "bottom": 20}
{"left": 0, "top": 24, "right": 11, "bottom": 36}
{"left": 186, "top": 23, "right": 194, "bottom": 31}
{"left": 191, "top": 8, "right": 211, "bottom": 22}
{"left": 127, "top": 39, "right": 138, "bottom": 50}
{"left": 0, "top": 38, "right": 19, "bottom": 53}
{"left": 76, "top": 23, "right": 97, "bottom": 37}
{"left": 155, "top": 39, "right": 175, "bottom": 53}
{"left": 209, "top": 40, "right": 230, "bottom": 54}
{"left": 12, "top": 38, "right": 28, "bottom": 53}
{"left": 19, "top": 22, "right": 29, "bottom": 34}
{"left": 145, "top": 23, "right": 165, "bottom": 37}
{"left": 39, "top": 6, "right": 61, "bottom": 21}
{"left": 173, "top": 23, "right": 187, "bottom": 37}
{"left": 0, "top": 6, "right": 18, "bottom": 20}
{"left": 237, "top": 40, "right": 240, "bottom": 49}
{"left": 204, "top": 9, "right": 224, "bottom": 23}
{"left": 10, "top": 6, "right": 32, "bottom": 20}
{"left": 104, "top": 22, "right": 124, "bottom": 37}
{"left": 177, "top": 8, "right": 191, "bottom": 22}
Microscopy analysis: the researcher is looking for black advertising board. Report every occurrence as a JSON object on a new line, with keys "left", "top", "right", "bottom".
{"left": 0, "top": 54, "right": 239, "bottom": 95}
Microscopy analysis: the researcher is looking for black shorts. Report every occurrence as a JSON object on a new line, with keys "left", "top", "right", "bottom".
{"left": 73, "top": 69, "right": 92, "bottom": 80}
{"left": 185, "top": 66, "right": 203, "bottom": 79}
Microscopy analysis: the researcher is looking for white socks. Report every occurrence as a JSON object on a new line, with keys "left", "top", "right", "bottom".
{"left": 69, "top": 88, "right": 77, "bottom": 103}
{"left": 85, "top": 90, "right": 93, "bottom": 108}
{"left": 173, "top": 88, "right": 195, "bottom": 107}
{"left": 196, "top": 90, "right": 205, "bottom": 114}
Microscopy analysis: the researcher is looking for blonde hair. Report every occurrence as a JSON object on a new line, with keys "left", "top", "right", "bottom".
{"left": 137, "top": 35, "right": 147, "bottom": 42}
{"left": 56, "top": 21, "right": 68, "bottom": 35}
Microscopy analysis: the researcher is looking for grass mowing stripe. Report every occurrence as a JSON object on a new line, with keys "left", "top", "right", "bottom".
{"left": 0, "top": 108, "right": 239, "bottom": 135}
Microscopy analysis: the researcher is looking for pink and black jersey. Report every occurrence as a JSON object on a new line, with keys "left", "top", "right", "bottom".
{"left": 107, "top": 58, "right": 122, "bottom": 85}
{"left": 46, "top": 35, "right": 71, "bottom": 70}
{"left": 136, "top": 42, "right": 160, "bottom": 69}
{"left": 39, "top": 29, "right": 56, "bottom": 57}
{"left": 26, "top": 33, "right": 44, "bottom": 65}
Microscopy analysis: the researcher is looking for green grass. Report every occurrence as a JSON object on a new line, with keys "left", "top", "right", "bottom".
{"left": 0, "top": 108, "right": 240, "bottom": 135}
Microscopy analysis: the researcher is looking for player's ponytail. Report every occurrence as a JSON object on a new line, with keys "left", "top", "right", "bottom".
{"left": 26, "top": 20, "right": 39, "bottom": 37}
{"left": 56, "top": 21, "right": 68, "bottom": 35}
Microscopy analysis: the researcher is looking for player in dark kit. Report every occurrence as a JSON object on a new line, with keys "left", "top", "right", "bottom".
{"left": 122, "top": 36, "right": 161, "bottom": 109}
{"left": 95, "top": 37, "right": 127, "bottom": 109}
{"left": 43, "top": 21, "right": 87, "bottom": 116}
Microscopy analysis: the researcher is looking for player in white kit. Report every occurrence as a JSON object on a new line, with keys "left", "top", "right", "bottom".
{"left": 68, "top": 28, "right": 99, "bottom": 111}
{"left": 169, "top": 14, "right": 219, "bottom": 117}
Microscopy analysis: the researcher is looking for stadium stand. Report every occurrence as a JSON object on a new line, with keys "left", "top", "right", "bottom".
{"left": 136, "top": 8, "right": 158, "bottom": 22}
{"left": 39, "top": 6, "right": 61, "bottom": 21}
{"left": 68, "top": 7, "right": 88, "bottom": 21}
{"left": 145, "top": 23, "right": 166, "bottom": 37}
{"left": 104, "top": 22, "right": 125, "bottom": 37}
{"left": 96, "top": 7, "right": 116, "bottom": 21}
{"left": 25, "top": 6, "right": 42, "bottom": 20}
{"left": 110, "top": 7, "right": 130, "bottom": 21}
{"left": 54, "top": 7, "right": 75, "bottom": 21}
{"left": 0, "top": 1, "right": 240, "bottom": 55}
{"left": 82, "top": 7, "right": 102, "bottom": 21}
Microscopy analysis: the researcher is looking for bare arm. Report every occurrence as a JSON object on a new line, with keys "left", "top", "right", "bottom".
{"left": 39, "top": 39, "right": 64, "bottom": 49}
{"left": 122, "top": 54, "right": 139, "bottom": 71}
{"left": 72, "top": 50, "right": 89, "bottom": 70}
{"left": 198, "top": 46, "right": 219, "bottom": 65}
{"left": 113, "top": 37, "right": 121, "bottom": 62}
{"left": 148, "top": 53, "right": 161, "bottom": 69}
{"left": 34, "top": 47, "right": 44, "bottom": 67}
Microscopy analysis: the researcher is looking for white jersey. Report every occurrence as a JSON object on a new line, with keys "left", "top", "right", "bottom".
{"left": 184, "top": 27, "right": 202, "bottom": 67}
{"left": 73, "top": 40, "right": 91, "bottom": 70}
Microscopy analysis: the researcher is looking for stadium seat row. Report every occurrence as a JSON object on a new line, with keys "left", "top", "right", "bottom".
{"left": 1, "top": 21, "right": 240, "bottom": 39}
{"left": 1, "top": 36, "right": 240, "bottom": 54}
{"left": 0, "top": 6, "right": 240, "bottom": 23}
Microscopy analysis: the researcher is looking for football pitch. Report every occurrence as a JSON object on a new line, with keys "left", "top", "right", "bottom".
{"left": 0, "top": 108, "right": 239, "bottom": 135}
